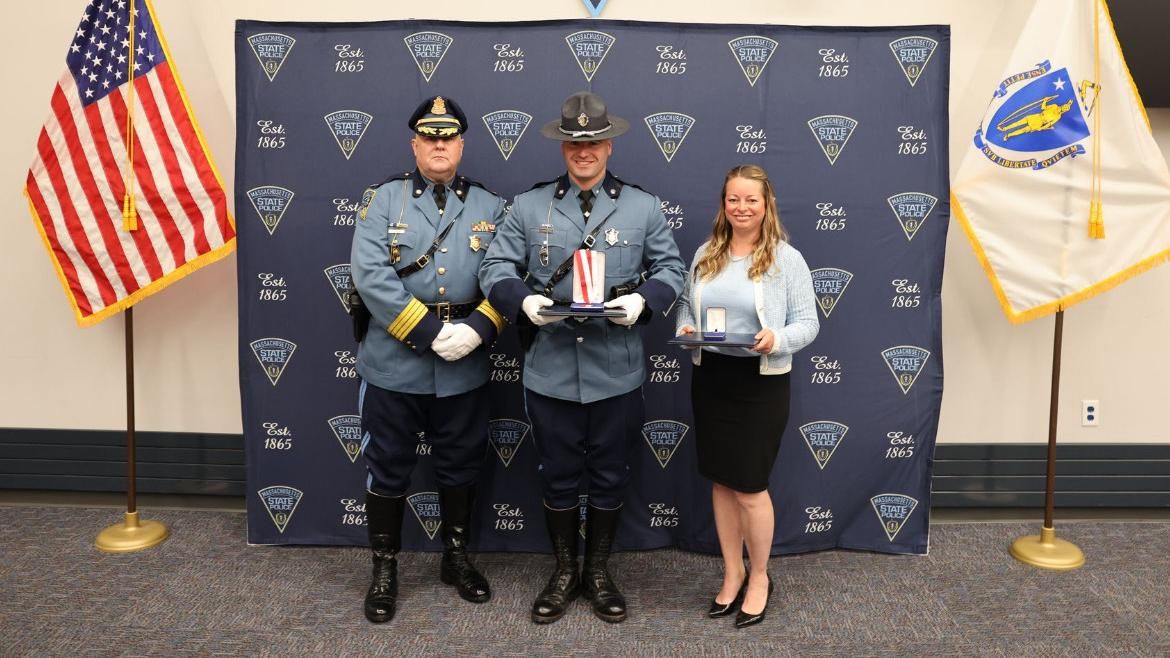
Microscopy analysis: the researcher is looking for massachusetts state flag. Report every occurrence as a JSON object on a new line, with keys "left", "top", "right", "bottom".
{"left": 952, "top": 0, "right": 1170, "bottom": 323}
{"left": 25, "top": 0, "right": 234, "bottom": 327}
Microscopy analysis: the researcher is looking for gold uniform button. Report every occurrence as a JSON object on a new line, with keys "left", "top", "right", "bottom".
{"left": 438, "top": 287, "right": 446, "bottom": 295}
{"left": 437, "top": 267, "right": 446, "bottom": 275}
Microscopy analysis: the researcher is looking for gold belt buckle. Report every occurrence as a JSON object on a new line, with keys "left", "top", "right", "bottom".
{"left": 434, "top": 302, "right": 451, "bottom": 323}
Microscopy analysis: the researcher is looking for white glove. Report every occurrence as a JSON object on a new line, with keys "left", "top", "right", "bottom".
{"left": 430, "top": 322, "right": 457, "bottom": 354}
{"left": 432, "top": 322, "right": 483, "bottom": 362}
{"left": 521, "top": 295, "right": 562, "bottom": 326}
{"left": 604, "top": 293, "right": 645, "bottom": 327}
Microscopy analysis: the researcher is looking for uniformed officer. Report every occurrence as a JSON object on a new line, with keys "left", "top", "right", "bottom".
{"left": 479, "top": 91, "right": 686, "bottom": 624}
{"left": 351, "top": 95, "right": 508, "bottom": 624}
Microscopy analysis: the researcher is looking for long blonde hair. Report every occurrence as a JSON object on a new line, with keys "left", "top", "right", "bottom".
{"left": 694, "top": 164, "right": 788, "bottom": 281}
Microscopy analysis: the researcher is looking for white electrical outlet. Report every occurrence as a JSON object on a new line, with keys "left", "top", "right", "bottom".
{"left": 1081, "top": 399, "right": 1100, "bottom": 427}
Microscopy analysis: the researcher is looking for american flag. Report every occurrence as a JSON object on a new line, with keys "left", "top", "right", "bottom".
{"left": 25, "top": 0, "right": 234, "bottom": 326}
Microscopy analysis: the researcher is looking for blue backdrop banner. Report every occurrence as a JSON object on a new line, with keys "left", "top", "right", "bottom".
{"left": 236, "top": 19, "right": 950, "bottom": 555}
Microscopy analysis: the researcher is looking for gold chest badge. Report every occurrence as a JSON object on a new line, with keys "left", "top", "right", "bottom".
{"left": 469, "top": 235, "right": 482, "bottom": 252}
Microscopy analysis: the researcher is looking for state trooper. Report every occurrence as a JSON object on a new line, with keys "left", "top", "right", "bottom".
{"left": 350, "top": 96, "right": 508, "bottom": 623}
{"left": 479, "top": 91, "right": 686, "bottom": 624}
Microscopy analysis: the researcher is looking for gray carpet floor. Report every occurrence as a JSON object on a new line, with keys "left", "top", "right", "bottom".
{"left": 1, "top": 506, "right": 1168, "bottom": 657}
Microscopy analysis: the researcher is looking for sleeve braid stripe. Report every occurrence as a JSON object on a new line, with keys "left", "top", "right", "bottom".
{"left": 388, "top": 298, "right": 428, "bottom": 339}
{"left": 475, "top": 300, "right": 506, "bottom": 332}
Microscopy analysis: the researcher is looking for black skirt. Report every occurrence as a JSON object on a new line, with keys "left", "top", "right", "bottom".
{"left": 691, "top": 351, "right": 791, "bottom": 493}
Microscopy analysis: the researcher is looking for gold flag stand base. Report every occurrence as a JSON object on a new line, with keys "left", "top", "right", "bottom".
{"left": 95, "top": 511, "right": 169, "bottom": 553}
{"left": 1010, "top": 525, "right": 1085, "bottom": 571}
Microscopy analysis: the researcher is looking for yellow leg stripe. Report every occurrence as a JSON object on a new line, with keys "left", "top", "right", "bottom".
{"left": 388, "top": 299, "right": 428, "bottom": 340}
{"left": 475, "top": 300, "right": 506, "bottom": 333}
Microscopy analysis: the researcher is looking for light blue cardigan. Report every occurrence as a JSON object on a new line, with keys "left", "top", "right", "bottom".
{"left": 674, "top": 240, "right": 820, "bottom": 374}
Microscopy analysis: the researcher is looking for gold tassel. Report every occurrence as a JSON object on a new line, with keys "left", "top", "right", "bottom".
{"left": 122, "top": 0, "right": 138, "bottom": 233}
{"left": 1088, "top": 0, "right": 1105, "bottom": 240}
{"left": 122, "top": 192, "right": 138, "bottom": 231}
{"left": 1088, "top": 199, "right": 1104, "bottom": 239}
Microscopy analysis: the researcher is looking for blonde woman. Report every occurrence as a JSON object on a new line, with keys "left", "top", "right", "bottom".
{"left": 675, "top": 164, "right": 819, "bottom": 628}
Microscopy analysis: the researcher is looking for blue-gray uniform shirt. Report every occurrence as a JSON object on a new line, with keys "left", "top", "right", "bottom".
{"left": 479, "top": 172, "right": 686, "bottom": 403}
{"left": 351, "top": 169, "right": 508, "bottom": 398}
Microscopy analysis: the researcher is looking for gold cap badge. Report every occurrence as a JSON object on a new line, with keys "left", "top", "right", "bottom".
{"left": 577, "top": 112, "right": 589, "bottom": 127}
{"left": 432, "top": 96, "right": 447, "bottom": 115}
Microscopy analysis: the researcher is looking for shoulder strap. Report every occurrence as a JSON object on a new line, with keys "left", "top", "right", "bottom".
{"left": 394, "top": 212, "right": 460, "bottom": 279}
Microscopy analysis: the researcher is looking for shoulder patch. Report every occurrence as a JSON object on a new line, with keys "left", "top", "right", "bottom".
{"left": 358, "top": 187, "right": 378, "bottom": 221}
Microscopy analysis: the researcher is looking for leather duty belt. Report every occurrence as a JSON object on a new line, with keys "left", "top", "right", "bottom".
{"left": 424, "top": 300, "right": 480, "bottom": 322}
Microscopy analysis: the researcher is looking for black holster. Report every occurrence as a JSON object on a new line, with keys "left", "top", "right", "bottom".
{"left": 346, "top": 286, "right": 371, "bottom": 343}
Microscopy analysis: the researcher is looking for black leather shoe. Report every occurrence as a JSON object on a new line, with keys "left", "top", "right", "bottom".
{"left": 532, "top": 506, "right": 581, "bottom": 624}
{"left": 708, "top": 575, "right": 748, "bottom": 618}
{"left": 364, "top": 550, "right": 398, "bottom": 623}
{"left": 364, "top": 492, "right": 405, "bottom": 623}
{"left": 582, "top": 505, "right": 627, "bottom": 623}
{"left": 440, "top": 549, "right": 491, "bottom": 603}
{"left": 438, "top": 486, "right": 491, "bottom": 603}
{"left": 734, "top": 576, "right": 774, "bottom": 629}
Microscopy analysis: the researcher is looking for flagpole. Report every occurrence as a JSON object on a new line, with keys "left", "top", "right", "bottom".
{"left": 95, "top": 307, "right": 169, "bottom": 552}
{"left": 1009, "top": 309, "right": 1085, "bottom": 570}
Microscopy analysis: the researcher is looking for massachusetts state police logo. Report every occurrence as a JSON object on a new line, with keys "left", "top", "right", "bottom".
{"left": 488, "top": 418, "right": 529, "bottom": 467}
{"left": 247, "top": 186, "right": 294, "bottom": 236}
{"left": 250, "top": 338, "right": 296, "bottom": 386}
{"left": 408, "top": 492, "right": 442, "bottom": 540}
{"left": 322, "top": 264, "right": 352, "bottom": 313}
{"left": 328, "top": 414, "right": 363, "bottom": 464}
{"left": 810, "top": 268, "right": 852, "bottom": 318}
{"left": 482, "top": 110, "right": 533, "bottom": 161}
{"left": 644, "top": 113, "right": 696, "bottom": 163}
{"left": 799, "top": 421, "right": 849, "bottom": 470}
{"left": 728, "top": 35, "right": 778, "bottom": 87}
{"left": 642, "top": 420, "right": 689, "bottom": 469}
{"left": 404, "top": 31, "right": 453, "bottom": 82}
{"left": 974, "top": 60, "right": 1098, "bottom": 171}
{"left": 870, "top": 493, "right": 918, "bottom": 542}
{"left": 258, "top": 485, "right": 302, "bottom": 533}
{"left": 808, "top": 115, "right": 858, "bottom": 166}
{"left": 881, "top": 345, "right": 930, "bottom": 395}
{"left": 323, "top": 110, "right": 373, "bottom": 160}
{"left": 886, "top": 192, "right": 938, "bottom": 241}
{"left": 247, "top": 33, "right": 295, "bottom": 82}
{"left": 565, "top": 30, "right": 615, "bottom": 82}
{"left": 889, "top": 36, "right": 937, "bottom": 87}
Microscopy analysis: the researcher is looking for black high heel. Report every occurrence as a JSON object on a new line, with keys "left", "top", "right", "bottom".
{"left": 734, "top": 576, "right": 773, "bottom": 628}
{"left": 707, "top": 575, "right": 748, "bottom": 618}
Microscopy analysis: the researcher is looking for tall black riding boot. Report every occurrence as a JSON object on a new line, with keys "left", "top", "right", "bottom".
{"left": 364, "top": 491, "right": 405, "bottom": 623}
{"left": 531, "top": 505, "right": 581, "bottom": 624}
{"left": 438, "top": 485, "right": 491, "bottom": 603}
{"left": 582, "top": 505, "right": 627, "bottom": 623}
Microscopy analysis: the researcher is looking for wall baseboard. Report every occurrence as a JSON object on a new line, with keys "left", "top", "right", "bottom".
{"left": 3, "top": 429, "right": 1168, "bottom": 506}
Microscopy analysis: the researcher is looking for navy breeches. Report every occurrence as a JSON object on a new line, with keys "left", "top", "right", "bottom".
{"left": 360, "top": 380, "right": 489, "bottom": 497}
{"left": 524, "top": 388, "right": 644, "bottom": 509}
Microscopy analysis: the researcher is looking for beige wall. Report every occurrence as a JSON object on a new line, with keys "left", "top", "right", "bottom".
{"left": 2, "top": 1, "right": 1167, "bottom": 442}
